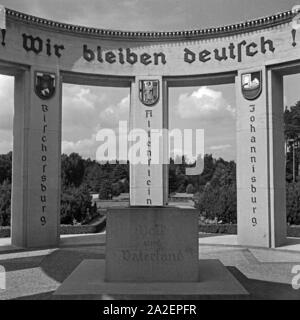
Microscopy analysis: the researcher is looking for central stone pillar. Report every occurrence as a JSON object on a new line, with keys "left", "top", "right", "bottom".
{"left": 129, "top": 76, "right": 167, "bottom": 206}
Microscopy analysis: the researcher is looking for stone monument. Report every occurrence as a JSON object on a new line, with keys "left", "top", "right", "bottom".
{"left": 1, "top": 3, "right": 299, "bottom": 296}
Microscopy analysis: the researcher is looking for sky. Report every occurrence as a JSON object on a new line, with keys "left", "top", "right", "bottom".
{"left": 1, "top": 0, "right": 300, "bottom": 161}
{"left": 0, "top": 0, "right": 298, "bottom": 31}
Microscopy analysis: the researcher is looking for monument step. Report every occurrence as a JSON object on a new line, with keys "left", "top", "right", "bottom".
{"left": 54, "top": 259, "right": 249, "bottom": 298}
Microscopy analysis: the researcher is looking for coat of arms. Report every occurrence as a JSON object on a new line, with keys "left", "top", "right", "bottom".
{"left": 139, "top": 80, "right": 159, "bottom": 106}
{"left": 241, "top": 71, "right": 262, "bottom": 101}
{"left": 35, "top": 72, "right": 56, "bottom": 100}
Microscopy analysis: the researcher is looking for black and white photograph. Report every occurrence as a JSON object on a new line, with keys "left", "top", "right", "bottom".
{"left": 0, "top": 0, "right": 300, "bottom": 309}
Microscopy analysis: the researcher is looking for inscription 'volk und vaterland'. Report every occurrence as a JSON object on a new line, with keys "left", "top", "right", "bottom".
{"left": 120, "top": 224, "right": 185, "bottom": 263}
{"left": 121, "top": 249, "right": 184, "bottom": 263}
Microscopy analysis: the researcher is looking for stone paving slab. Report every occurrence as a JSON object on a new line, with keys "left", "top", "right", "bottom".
{"left": 235, "top": 262, "right": 300, "bottom": 286}
{"left": 0, "top": 267, "right": 60, "bottom": 300}
{"left": 250, "top": 248, "right": 300, "bottom": 263}
{"left": 0, "top": 249, "right": 57, "bottom": 261}
{"left": 0, "top": 235, "right": 299, "bottom": 300}
{"left": 199, "top": 248, "right": 257, "bottom": 266}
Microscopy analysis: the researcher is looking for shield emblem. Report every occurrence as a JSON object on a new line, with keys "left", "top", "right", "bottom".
{"left": 241, "top": 71, "right": 262, "bottom": 101}
{"left": 139, "top": 80, "right": 159, "bottom": 106}
{"left": 35, "top": 72, "right": 56, "bottom": 100}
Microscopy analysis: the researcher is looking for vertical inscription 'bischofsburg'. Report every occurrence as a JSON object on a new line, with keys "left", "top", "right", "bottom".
{"left": 40, "top": 104, "right": 48, "bottom": 226}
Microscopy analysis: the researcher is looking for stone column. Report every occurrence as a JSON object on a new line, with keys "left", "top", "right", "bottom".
{"left": 11, "top": 68, "right": 61, "bottom": 248}
{"left": 236, "top": 66, "right": 286, "bottom": 248}
{"left": 129, "top": 76, "right": 167, "bottom": 206}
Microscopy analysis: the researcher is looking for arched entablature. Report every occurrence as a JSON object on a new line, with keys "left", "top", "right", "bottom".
{"left": 0, "top": 8, "right": 299, "bottom": 76}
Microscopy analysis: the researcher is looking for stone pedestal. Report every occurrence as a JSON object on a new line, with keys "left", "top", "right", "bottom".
{"left": 105, "top": 207, "right": 199, "bottom": 282}
{"left": 55, "top": 207, "right": 248, "bottom": 297}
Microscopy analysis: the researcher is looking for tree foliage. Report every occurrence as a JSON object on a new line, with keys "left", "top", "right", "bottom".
{"left": 60, "top": 154, "right": 129, "bottom": 224}
{"left": 0, "top": 152, "right": 12, "bottom": 185}
{"left": 60, "top": 183, "right": 97, "bottom": 225}
{"left": 0, "top": 180, "right": 11, "bottom": 226}
{"left": 0, "top": 152, "right": 130, "bottom": 226}
{"left": 194, "top": 160, "right": 237, "bottom": 224}
{"left": 285, "top": 102, "right": 300, "bottom": 223}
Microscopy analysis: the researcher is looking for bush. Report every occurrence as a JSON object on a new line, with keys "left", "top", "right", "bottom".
{"left": 98, "top": 180, "right": 113, "bottom": 200}
{"left": 0, "top": 180, "right": 11, "bottom": 226}
{"left": 60, "top": 184, "right": 96, "bottom": 225}
{"left": 195, "top": 161, "right": 237, "bottom": 224}
{"left": 286, "top": 181, "right": 300, "bottom": 225}
{"left": 186, "top": 184, "right": 195, "bottom": 194}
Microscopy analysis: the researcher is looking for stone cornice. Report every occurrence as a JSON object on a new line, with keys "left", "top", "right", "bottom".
{"left": 5, "top": 7, "right": 298, "bottom": 41}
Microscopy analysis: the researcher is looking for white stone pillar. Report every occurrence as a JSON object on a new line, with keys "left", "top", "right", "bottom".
{"left": 129, "top": 76, "right": 167, "bottom": 206}
{"left": 11, "top": 68, "right": 61, "bottom": 248}
{"left": 236, "top": 66, "right": 286, "bottom": 248}
{"left": 236, "top": 66, "right": 286, "bottom": 247}
{"left": 236, "top": 66, "right": 270, "bottom": 247}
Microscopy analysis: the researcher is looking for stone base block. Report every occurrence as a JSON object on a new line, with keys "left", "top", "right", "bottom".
{"left": 105, "top": 207, "right": 199, "bottom": 282}
{"left": 54, "top": 259, "right": 249, "bottom": 297}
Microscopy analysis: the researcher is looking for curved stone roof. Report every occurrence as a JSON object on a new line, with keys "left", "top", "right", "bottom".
{"left": 5, "top": 7, "right": 299, "bottom": 41}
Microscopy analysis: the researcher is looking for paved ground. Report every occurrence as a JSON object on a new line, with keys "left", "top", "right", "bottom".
{"left": 0, "top": 234, "right": 300, "bottom": 300}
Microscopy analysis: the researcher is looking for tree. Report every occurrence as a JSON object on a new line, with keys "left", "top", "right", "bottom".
{"left": 0, "top": 152, "right": 12, "bottom": 184}
{"left": 83, "top": 162, "right": 103, "bottom": 191}
{"left": 0, "top": 180, "right": 11, "bottom": 226}
{"left": 194, "top": 158, "right": 237, "bottom": 224}
{"left": 200, "top": 154, "right": 216, "bottom": 185}
{"left": 284, "top": 103, "right": 300, "bottom": 182}
{"left": 168, "top": 158, "right": 178, "bottom": 193}
{"left": 61, "top": 153, "right": 85, "bottom": 187}
{"left": 196, "top": 182, "right": 219, "bottom": 221}
{"left": 60, "top": 183, "right": 96, "bottom": 225}
{"left": 111, "top": 181, "right": 123, "bottom": 196}
{"left": 186, "top": 184, "right": 195, "bottom": 194}
{"left": 98, "top": 179, "right": 113, "bottom": 200}
{"left": 286, "top": 181, "right": 300, "bottom": 225}
{"left": 123, "top": 179, "right": 129, "bottom": 193}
